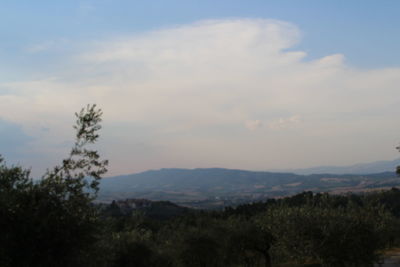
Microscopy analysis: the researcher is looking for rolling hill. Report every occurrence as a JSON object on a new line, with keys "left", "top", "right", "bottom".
{"left": 278, "top": 158, "right": 400, "bottom": 175}
{"left": 98, "top": 167, "right": 400, "bottom": 208}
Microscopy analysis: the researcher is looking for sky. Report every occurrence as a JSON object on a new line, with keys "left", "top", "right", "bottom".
{"left": 1, "top": 1, "right": 400, "bottom": 177}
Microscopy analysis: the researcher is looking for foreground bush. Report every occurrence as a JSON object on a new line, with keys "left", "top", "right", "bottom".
{"left": 257, "top": 203, "right": 394, "bottom": 266}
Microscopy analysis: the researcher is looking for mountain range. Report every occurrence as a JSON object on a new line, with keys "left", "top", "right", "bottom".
{"left": 277, "top": 158, "right": 400, "bottom": 175}
{"left": 98, "top": 159, "right": 400, "bottom": 208}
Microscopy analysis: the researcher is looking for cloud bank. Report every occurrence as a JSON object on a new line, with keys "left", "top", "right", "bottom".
{"left": 1, "top": 19, "right": 400, "bottom": 176}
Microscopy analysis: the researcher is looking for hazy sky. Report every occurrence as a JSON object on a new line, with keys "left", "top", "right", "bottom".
{"left": 1, "top": 1, "right": 400, "bottom": 177}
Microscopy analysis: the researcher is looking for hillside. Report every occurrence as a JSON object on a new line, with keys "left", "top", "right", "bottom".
{"left": 99, "top": 168, "right": 399, "bottom": 208}
{"left": 279, "top": 158, "right": 400, "bottom": 175}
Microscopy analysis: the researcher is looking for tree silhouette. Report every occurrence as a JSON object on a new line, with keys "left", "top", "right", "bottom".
{"left": 0, "top": 104, "right": 108, "bottom": 267}
{"left": 397, "top": 145, "right": 400, "bottom": 176}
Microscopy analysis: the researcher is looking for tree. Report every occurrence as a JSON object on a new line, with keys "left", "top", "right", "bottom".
{"left": 258, "top": 204, "right": 383, "bottom": 266}
{"left": 177, "top": 231, "right": 221, "bottom": 267}
{"left": 0, "top": 104, "right": 108, "bottom": 267}
{"left": 397, "top": 145, "right": 400, "bottom": 176}
{"left": 226, "top": 219, "right": 274, "bottom": 267}
{"left": 41, "top": 104, "right": 108, "bottom": 198}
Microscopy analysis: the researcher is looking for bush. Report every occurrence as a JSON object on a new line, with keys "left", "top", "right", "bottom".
{"left": 257, "top": 204, "right": 390, "bottom": 266}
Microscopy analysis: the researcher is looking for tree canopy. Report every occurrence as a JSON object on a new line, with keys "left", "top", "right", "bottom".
{"left": 0, "top": 104, "right": 108, "bottom": 267}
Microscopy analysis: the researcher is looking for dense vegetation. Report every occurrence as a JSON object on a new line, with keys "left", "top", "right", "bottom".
{"left": 0, "top": 105, "right": 108, "bottom": 267}
{"left": 1, "top": 105, "right": 400, "bottom": 266}
{"left": 97, "top": 189, "right": 400, "bottom": 267}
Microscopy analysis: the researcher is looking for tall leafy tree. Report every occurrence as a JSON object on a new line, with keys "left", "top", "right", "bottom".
{"left": 0, "top": 104, "right": 108, "bottom": 267}
{"left": 397, "top": 145, "right": 400, "bottom": 176}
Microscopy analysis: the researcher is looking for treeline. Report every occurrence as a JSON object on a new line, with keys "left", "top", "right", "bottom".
{"left": 96, "top": 189, "right": 400, "bottom": 267}
{"left": 2, "top": 105, "right": 400, "bottom": 266}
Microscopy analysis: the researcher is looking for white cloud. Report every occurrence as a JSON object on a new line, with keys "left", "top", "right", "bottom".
{"left": 26, "top": 41, "right": 55, "bottom": 53}
{"left": 245, "top": 120, "right": 263, "bottom": 131}
{"left": 1, "top": 18, "right": 400, "bottom": 175}
{"left": 268, "top": 115, "right": 302, "bottom": 130}
{"left": 25, "top": 39, "right": 70, "bottom": 54}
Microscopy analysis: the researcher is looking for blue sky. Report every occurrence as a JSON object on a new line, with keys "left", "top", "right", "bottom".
{"left": 1, "top": 0, "right": 399, "bottom": 76}
{"left": 0, "top": 119, "right": 33, "bottom": 161}
{"left": 1, "top": 1, "right": 400, "bottom": 176}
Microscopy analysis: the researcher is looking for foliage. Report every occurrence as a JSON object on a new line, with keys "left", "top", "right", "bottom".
{"left": 0, "top": 104, "right": 108, "bottom": 267}
{"left": 98, "top": 190, "right": 400, "bottom": 267}
{"left": 397, "top": 144, "right": 400, "bottom": 176}
{"left": 41, "top": 104, "right": 108, "bottom": 199}
{"left": 257, "top": 204, "right": 382, "bottom": 266}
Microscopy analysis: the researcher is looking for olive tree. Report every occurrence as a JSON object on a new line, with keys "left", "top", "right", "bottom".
{"left": 0, "top": 104, "right": 108, "bottom": 267}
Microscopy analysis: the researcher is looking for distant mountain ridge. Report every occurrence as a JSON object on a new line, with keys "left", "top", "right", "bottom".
{"left": 278, "top": 158, "right": 400, "bottom": 175}
{"left": 99, "top": 165, "right": 399, "bottom": 207}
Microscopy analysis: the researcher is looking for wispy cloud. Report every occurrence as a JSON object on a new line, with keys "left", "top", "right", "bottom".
{"left": 26, "top": 41, "right": 55, "bottom": 53}
{"left": 245, "top": 120, "right": 263, "bottom": 131}
{"left": 24, "top": 38, "right": 71, "bottom": 55}
{"left": 0, "top": 118, "right": 34, "bottom": 161}
{"left": 268, "top": 115, "right": 302, "bottom": 130}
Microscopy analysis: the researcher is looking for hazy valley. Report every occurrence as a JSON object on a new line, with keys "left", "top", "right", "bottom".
{"left": 99, "top": 159, "right": 400, "bottom": 209}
